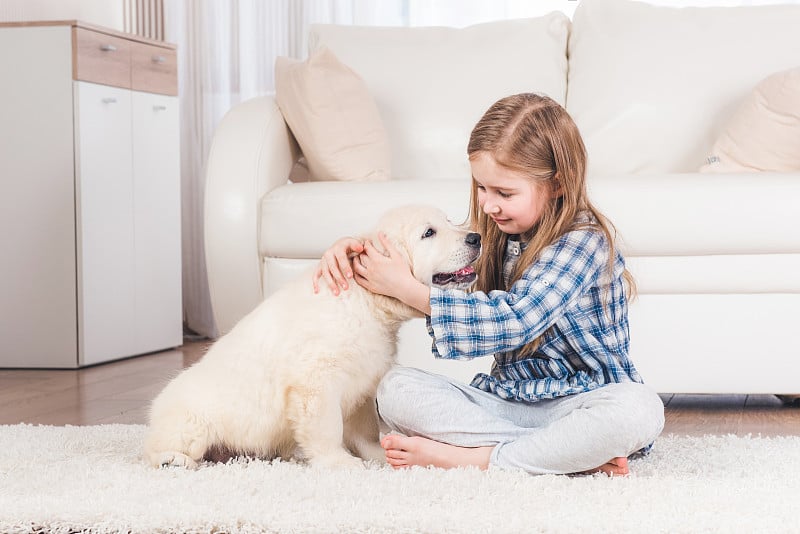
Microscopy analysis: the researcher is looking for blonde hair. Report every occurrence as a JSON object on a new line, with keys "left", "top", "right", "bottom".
{"left": 467, "top": 92, "right": 635, "bottom": 300}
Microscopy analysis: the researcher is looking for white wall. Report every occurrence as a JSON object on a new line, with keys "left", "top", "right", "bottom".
{"left": 0, "top": 0, "right": 124, "bottom": 30}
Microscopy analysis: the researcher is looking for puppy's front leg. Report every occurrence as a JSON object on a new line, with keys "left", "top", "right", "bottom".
{"left": 344, "top": 397, "right": 386, "bottom": 464}
{"left": 288, "top": 384, "right": 363, "bottom": 469}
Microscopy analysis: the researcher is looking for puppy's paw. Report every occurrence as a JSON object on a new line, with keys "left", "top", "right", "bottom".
{"left": 309, "top": 452, "right": 365, "bottom": 470}
{"left": 153, "top": 451, "right": 199, "bottom": 469}
{"left": 357, "top": 442, "right": 387, "bottom": 464}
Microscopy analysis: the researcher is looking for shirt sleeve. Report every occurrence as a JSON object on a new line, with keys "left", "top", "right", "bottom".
{"left": 428, "top": 228, "right": 610, "bottom": 361}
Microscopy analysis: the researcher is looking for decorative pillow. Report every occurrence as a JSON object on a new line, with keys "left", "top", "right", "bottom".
{"left": 701, "top": 67, "right": 800, "bottom": 173}
{"left": 274, "top": 46, "right": 391, "bottom": 182}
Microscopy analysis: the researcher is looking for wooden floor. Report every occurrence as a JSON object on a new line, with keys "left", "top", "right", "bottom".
{"left": 1, "top": 339, "right": 798, "bottom": 436}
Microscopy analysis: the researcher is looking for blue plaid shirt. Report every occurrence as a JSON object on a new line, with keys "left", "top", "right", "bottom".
{"left": 426, "top": 222, "right": 643, "bottom": 403}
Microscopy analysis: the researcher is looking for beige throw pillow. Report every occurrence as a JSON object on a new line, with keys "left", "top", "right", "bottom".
{"left": 701, "top": 67, "right": 800, "bottom": 173}
{"left": 274, "top": 47, "right": 390, "bottom": 182}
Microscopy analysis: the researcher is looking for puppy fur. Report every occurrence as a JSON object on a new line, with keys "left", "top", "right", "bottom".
{"left": 144, "top": 205, "right": 480, "bottom": 469}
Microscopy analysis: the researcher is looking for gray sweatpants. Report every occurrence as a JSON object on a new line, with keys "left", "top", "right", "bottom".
{"left": 376, "top": 366, "right": 665, "bottom": 475}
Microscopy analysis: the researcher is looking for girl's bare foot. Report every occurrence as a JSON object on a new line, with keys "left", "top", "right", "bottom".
{"left": 380, "top": 434, "right": 492, "bottom": 470}
{"left": 381, "top": 434, "right": 629, "bottom": 476}
{"left": 581, "top": 456, "right": 629, "bottom": 476}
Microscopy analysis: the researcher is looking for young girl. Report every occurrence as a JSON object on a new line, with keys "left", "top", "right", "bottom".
{"left": 313, "top": 93, "right": 664, "bottom": 476}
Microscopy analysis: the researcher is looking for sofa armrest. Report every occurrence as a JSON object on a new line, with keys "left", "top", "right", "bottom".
{"left": 204, "top": 95, "right": 299, "bottom": 335}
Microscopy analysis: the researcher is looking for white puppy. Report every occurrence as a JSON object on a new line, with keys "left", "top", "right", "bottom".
{"left": 145, "top": 205, "right": 480, "bottom": 469}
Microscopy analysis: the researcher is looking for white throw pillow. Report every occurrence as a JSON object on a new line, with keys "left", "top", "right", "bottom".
{"left": 567, "top": 0, "right": 800, "bottom": 176}
{"left": 701, "top": 67, "right": 800, "bottom": 173}
{"left": 274, "top": 46, "right": 391, "bottom": 182}
{"left": 309, "top": 14, "right": 570, "bottom": 181}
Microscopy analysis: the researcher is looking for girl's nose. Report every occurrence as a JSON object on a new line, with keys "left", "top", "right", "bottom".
{"left": 483, "top": 202, "right": 500, "bottom": 214}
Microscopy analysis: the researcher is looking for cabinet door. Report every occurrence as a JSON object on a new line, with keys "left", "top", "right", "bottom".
{"left": 74, "top": 81, "right": 136, "bottom": 365}
{"left": 131, "top": 91, "right": 182, "bottom": 354}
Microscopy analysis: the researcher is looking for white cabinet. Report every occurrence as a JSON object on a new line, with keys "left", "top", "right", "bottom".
{"left": 0, "top": 21, "right": 181, "bottom": 367}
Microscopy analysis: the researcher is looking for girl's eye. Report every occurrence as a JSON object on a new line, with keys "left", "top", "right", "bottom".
{"left": 498, "top": 191, "right": 512, "bottom": 199}
{"left": 476, "top": 185, "right": 486, "bottom": 191}
{"left": 422, "top": 228, "right": 436, "bottom": 239}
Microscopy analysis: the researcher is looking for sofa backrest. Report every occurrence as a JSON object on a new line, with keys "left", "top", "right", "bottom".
{"left": 308, "top": 14, "right": 570, "bottom": 181}
{"left": 567, "top": 0, "right": 800, "bottom": 176}
{"left": 307, "top": 0, "right": 800, "bottom": 181}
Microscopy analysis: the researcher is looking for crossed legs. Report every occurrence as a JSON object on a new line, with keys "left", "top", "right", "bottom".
{"left": 376, "top": 367, "right": 664, "bottom": 475}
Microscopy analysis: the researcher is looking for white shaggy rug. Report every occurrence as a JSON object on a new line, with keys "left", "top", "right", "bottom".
{"left": 1, "top": 425, "right": 799, "bottom": 533}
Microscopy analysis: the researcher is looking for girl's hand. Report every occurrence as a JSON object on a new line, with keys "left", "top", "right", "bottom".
{"left": 313, "top": 237, "right": 365, "bottom": 295}
{"left": 353, "top": 233, "right": 432, "bottom": 315}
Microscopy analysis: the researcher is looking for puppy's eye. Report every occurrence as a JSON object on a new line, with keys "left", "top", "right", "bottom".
{"left": 422, "top": 228, "right": 436, "bottom": 239}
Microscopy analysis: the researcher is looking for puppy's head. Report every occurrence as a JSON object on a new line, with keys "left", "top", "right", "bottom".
{"left": 370, "top": 205, "right": 480, "bottom": 290}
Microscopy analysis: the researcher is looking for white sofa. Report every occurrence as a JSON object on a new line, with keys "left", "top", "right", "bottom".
{"left": 204, "top": 0, "right": 800, "bottom": 394}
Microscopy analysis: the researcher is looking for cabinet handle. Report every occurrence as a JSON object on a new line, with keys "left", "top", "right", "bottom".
{"left": 153, "top": 105, "right": 167, "bottom": 111}
{"left": 152, "top": 55, "right": 166, "bottom": 64}
{"left": 100, "top": 44, "right": 117, "bottom": 52}
{"left": 102, "top": 97, "right": 118, "bottom": 104}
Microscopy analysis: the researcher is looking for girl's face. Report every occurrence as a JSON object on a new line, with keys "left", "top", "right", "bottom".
{"left": 471, "top": 152, "right": 553, "bottom": 235}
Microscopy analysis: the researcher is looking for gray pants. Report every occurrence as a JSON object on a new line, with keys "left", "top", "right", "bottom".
{"left": 376, "top": 366, "right": 665, "bottom": 475}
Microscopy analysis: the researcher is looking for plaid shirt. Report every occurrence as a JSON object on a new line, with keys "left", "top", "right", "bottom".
{"left": 426, "top": 222, "right": 643, "bottom": 403}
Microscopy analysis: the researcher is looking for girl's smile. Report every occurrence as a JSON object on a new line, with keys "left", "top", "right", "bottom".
{"left": 492, "top": 217, "right": 511, "bottom": 224}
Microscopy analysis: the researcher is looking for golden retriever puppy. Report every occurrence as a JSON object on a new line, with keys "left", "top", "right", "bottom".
{"left": 145, "top": 205, "right": 480, "bottom": 469}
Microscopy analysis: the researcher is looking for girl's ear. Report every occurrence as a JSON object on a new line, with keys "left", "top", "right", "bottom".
{"left": 551, "top": 172, "right": 565, "bottom": 198}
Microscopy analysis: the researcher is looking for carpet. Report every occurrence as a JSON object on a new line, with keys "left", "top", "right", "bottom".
{"left": 1, "top": 424, "right": 798, "bottom": 534}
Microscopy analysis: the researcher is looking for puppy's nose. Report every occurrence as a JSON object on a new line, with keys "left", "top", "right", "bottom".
{"left": 465, "top": 233, "right": 481, "bottom": 248}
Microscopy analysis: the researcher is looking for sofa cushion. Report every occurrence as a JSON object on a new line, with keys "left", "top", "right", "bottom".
{"left": 627, "top": 254, "right": 800, "bottom": 295}
{"left": 700, "top": 67, "right": 800, "bottom": 173}
{"left": 588, "top": 172, "right": 800, "bottom": 257}
{"left": 259, "top": 181, "right": 470, "bottom": 258}
{"left": 260, "top": 172, "right": 800, "bottom": 260}
{"left": 274, "top": 47, "right": 390, "bottom": 182}
{"left": 259, "top": 176, "right": 800, "bottom": 298}
{"left": 567, "top": 0, "right": 800, "bottom": 176}
{"left": 308, "top": 14, "right": 570, "bottom": 182}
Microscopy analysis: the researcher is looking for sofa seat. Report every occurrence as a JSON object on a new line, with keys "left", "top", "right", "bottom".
{"left": 261, "top": 173, "right": 800, "bottom": 259}
{"left": 259, "top": 172, "right": 800, "bottom": 291}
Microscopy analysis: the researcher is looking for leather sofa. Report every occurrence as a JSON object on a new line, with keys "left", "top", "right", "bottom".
{"left": 204, "top": 0, "right": 800, "bottom": 394}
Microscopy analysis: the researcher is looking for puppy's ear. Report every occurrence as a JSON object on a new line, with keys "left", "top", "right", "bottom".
{"left": 363, "top": 231, "right": 411, "bottom": 266}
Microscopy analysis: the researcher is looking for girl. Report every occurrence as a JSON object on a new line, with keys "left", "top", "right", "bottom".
{"left": 313, "top": 93, "right": 664, "bottom": 476}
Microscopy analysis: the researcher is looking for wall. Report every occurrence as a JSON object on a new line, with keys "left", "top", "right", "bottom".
{"left": 0, "top": 0, "right": 124, "bottom": 30}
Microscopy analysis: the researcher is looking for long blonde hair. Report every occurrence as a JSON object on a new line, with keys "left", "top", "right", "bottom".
{"left": 468, "top": 93, "right": 635, "bottom": 300}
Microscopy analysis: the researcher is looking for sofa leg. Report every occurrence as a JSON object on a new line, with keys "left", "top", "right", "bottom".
{"left": 776, "top": 395, "right": 800, "bottom": 406}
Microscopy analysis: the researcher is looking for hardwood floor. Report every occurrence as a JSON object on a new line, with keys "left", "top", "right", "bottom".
{"left": 1, "top": 338, "right": 798, "bottom": 436}
{"left": 0, "top": 340, "right": 207, "bottom": 426}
